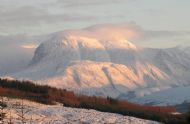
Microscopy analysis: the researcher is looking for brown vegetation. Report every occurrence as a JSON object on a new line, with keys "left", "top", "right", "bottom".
{"left": 0, "top": 78, "right": 189, "bottom": 124}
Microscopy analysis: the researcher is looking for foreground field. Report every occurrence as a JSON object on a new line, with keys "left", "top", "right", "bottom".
{"left": 2, "top": 98, "right": 159, "bottom": 124}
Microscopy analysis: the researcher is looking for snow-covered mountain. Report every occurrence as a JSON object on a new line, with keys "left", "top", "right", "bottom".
{"left": 132, "top": 86, "right": 190, "bottom": 106}
{"left": 10, "top": 29, "right": 190, "bottom": 106}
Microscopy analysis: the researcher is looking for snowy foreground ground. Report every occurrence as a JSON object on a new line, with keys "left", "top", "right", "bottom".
{"left": 2, "top": 98, "right": 159, "bottom": 124}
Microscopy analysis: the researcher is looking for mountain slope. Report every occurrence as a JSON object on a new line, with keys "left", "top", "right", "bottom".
{"left": 132, "top": 86, "right": 190, "bottom": 106}
{"left": 10, "top": 30, "right": 190, "bottom": 105}
{"left": 37, "top": 61, "right": 169, "bottom": 98}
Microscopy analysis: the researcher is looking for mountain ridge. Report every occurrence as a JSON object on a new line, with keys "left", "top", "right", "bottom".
{"left": 9, "top": 30, "right": 190, "bottom": 106}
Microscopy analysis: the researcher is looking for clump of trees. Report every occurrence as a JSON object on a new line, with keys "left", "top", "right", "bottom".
{"left": 0, "top": 78, "right": 52, "bottom": 104}
{"left": 0, "top": 78, "right": 189, "bottom": 124}
{"left": 187, "top": 107, "right": 190, "bottom": 123}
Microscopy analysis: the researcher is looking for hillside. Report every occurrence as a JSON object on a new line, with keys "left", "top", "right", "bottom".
{"left": 132, "top": 86, "right": 190, "bottom": 106}
{"left": 1, "top": 78, "right": 189, "bottom": 124}
{"left": 10, "top": 30, "right": 190, "bottom": 106}
{"left": 2, "top": 98, "right": 160, "bottom": 124}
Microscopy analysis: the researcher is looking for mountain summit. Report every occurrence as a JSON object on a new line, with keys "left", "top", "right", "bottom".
{"left": 11, "top": 28, "right": 190, "bottom": 106}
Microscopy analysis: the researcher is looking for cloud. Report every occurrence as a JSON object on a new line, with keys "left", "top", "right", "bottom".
{"left": 76, "top": 24, "right": 190, "bottom": 48}
{"left": 0, "top": 6, "right": 94, "bottom": 26}
{"left": 0, "top": 36, "right": 29, "bottom": 75}
{"left": 20, "top": 44, "right": 38, "bottom": 49}
{"left": 135, "top": 30, "right": 190, "bottom": 48}
{"left": 0, "top": 6, "right": 96, "bottom": 35}
{"left": 143, "top": 30, "right": 190, "bottom": 39}
{"left": 53, "top": 23, "right": 190, "bottom": 48}
{"left": 62, "top": 23, "right": 143, "bottom": 42}
{"left": 0, "top": 6, "right": 45, "bottom": 26}
{"left": 56, "top": 0, "right": 126, "bottom": 8}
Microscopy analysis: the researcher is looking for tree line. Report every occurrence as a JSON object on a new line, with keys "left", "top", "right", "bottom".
{"left": 0, "top": 78, "right": 190, "bottom": 124}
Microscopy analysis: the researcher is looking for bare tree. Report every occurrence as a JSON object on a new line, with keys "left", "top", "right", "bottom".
{"left": 29, "top": 115, "right": 33, "bottom": 124}
{"left": 15, "top": 98, "right": 31, "bottom": 124}
{"left": 0, "top": 97, "right": 6, "bottom": 124}
{"left": 7, "top": 98, "right": 13, "bottom": 124}
{"left": 7, "top": 109, "right": 13, "bottom": 124}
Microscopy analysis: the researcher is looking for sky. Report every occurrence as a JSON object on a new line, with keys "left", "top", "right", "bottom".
{"left": 0, "top": 0, "right": 190, "bottom": 75}
{"left": 0, "top": 0, "right": 190, "bottom": 35}
{"left": 0, "top": 0, "right": 190, "bottom": 46}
